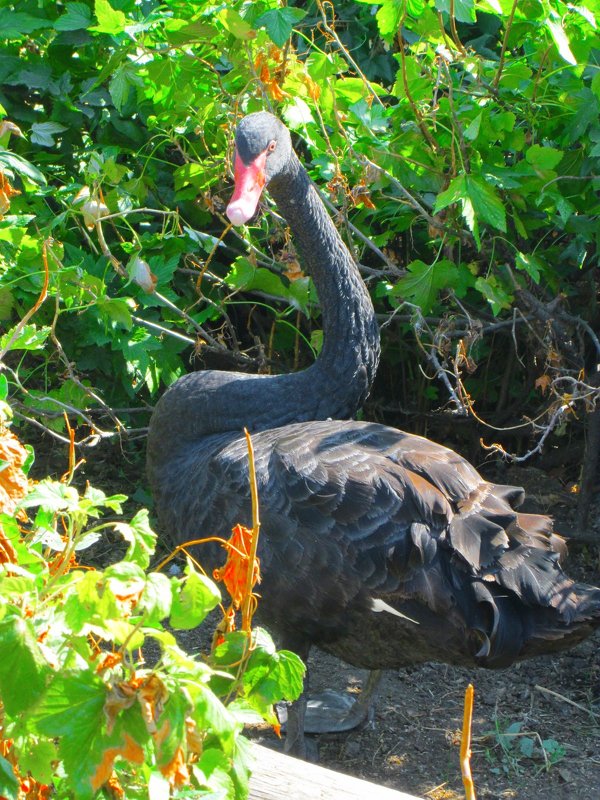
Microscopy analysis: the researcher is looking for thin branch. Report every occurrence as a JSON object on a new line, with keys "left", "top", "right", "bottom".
{"left": 350, "top": 149, "right": 439, "bottom": 226}
{"left": 493, "top": 0, "right": 519, "bottom": 90}
{"left": 395, "top": 12, "right": 439, "bottom": 151}
{"left": 316, "top": 0, "right": 384, "bottom": 107}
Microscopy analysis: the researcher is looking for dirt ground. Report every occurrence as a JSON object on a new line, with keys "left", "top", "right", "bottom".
{"left": 251, "top": 637, "right": 600, "bottom": 800}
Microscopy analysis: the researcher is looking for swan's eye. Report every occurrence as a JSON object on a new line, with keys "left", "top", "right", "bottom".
{"left": 267, "top": 140, "right": 277, "bottom": 154}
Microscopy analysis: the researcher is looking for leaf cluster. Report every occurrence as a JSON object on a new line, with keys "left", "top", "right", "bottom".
{"left": 0, "top": 383, "right": 304, "bottom": 799}
{"left": 0, "top": 1, "right": 598, "bottom": 460}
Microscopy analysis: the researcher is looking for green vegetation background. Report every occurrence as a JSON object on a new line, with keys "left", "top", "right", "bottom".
{"left": 1, "top": 0, "right": 598, "bottom": 464}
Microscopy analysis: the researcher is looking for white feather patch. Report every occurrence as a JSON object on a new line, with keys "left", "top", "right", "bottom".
{"left": 370, "top": 598, "right": 419, "bottom": 625}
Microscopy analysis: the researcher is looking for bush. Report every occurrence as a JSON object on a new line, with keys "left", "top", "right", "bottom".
{"left": 0, "top": 380, "right": 304, "bottom": 799}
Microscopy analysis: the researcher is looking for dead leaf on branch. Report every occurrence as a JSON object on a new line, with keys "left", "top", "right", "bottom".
{"left": 0, "top": 171, "right": 21, "bottom": 220}
{"left": 213, "top": 523, "right": 261, "bottom": 611}
{"left": 0, "top": 428, "right": 29, "bottom": 515}
{"left": 535, "top": 374, "right": 552, "bottom": 394}
{"left": 90, "top": 733, "right": 145, "bottom": 793}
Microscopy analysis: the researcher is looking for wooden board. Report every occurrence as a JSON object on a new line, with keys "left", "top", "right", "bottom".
{"left": 249, "top": 743, "right": 424, "bottom": 800}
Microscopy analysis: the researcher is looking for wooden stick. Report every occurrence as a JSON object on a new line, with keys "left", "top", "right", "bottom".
{"left": 242, "top": 427, "right": 261, "bottom": 632}
{"left": 460, "top": 683, "right": 476, "bottom": 800}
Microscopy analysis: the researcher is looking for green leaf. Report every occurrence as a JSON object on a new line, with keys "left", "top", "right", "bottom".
{"left": 195, "top": 748, "right": 236, "bottom": 797}
{"left": 545, "top": 18, "right": 576, "bottom": 65}
{"left": 0, "top": 614, "right": 50, "bottom": 716}
{"left": 394, "top": 259, "right": 457, "bottom": 313}
{"left": 474, "top": 275, "right": 513, "bottom": 315}
{"left": 90, "top": 0, "right": 128, "bottom": 35}
{"left": 170, "top": 562, "right": 221, "bottom": 630}
{"left": 225, "top": 257, "right": 311, "bottom": 314}
{"left": 34, "top": 670, "right": 121, "bottom": 799}
{"left": 0, "top": 323, "right": 51, "bottom": 352}
{"left": 114, "top": 508, "right": 156, "bottom": 569}
{"left": 235, "top": 630, "right": 305, "bottom": 724}
{"left": 376, "top": 0, "right": 404, "bottom": 41}
{"left": 515, "top": 252, "right": 543, "bottom": 283}
{"left": 140, "top": 572, "right": 172, "bottom": 623}
{"left": 97, "top": 297, "right": 133, "bottom": 330}
{"left": 103, "top": 562, "right": 147, "bottom": 609}
{"left": 466, "top": 176, "right": 506, "bottom": 232}
{"left": 0, "top": 755, "right": 19, "bottom": 800}
{"left": 464, "top": 113, "right": 482, "bottom": 141}
{"left": 0, "top": 287, "right": 13, "bottom": 321}
{"left": 55, "top": 2, "right": 93, "bottom": 31}
{"left": 18, "top": 738, "right": 59, "bottom": 785}
{"left": 190, "top": 683, "right": 239, "bottom": 749}
{"left": 519, "top": 736, "right": 535, "bottom": 758}
{"left": 30, "top": 122, "right": 68, "bottom": 148}
{"left": 0, "top": 149, "right": 46, "bottom": 184}
{"left": 218, "top": 8, "right": 256, "bottom": 39}
{"left": 0, "top": 10, "right": 49, "bottom": 39}
{"left": 34, "top": 670, "right": 106, "bottom": 737}
{"left": 64, "top": 571, "right": 120, "bottom": 634}
{"left": 435, "top": 174, "right": 506, "bottom": 248}
{"left": 254, "top": 8, "right": 307, "bottom": 48}
{"left": 20, "top": 480, "right": 79, "bottom": 512}
{"left": 349, "top": 99, "right": 389, "bottom": 132}
{"left": 109, "top": 66, "right": 132, "bottom": 112}
{"left": 525, "top": 145, "right": 563, "bottom": 171}
{"left": 435, "top": 0, "right": 476, "bottom": 23}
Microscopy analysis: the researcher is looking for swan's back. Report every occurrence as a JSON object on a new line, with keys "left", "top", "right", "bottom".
{"left": 148, "top": 418, "right": 600, "bottom": 668}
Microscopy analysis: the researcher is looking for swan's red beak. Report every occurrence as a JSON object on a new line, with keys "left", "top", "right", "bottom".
{"left": 226, "top": 150, "right": 267, "bottom": 226}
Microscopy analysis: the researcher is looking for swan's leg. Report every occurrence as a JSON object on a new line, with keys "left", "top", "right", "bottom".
{"left": 278, "top": 668, "right": 384, "bottom": 743}
{"left": 303, "top": 668, "right": 383, "bottom": 733}
{"left": 282, "top": 692, "right": 317, "bottom": 760}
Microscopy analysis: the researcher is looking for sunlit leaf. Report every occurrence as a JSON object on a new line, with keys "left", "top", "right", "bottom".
{"left": 0, "top": 323, "right": 51, "bottom": 352}
{"left": 30, "top": 122, "right": 68, "bottom": 148}
{"left": 525, "top": 144, "right": 563, "bottom": 170}
{"left": 20, "top": 480, "right": 79, "bottom": 512}
{"left": 114, "top": 508, "right": 157, "bottom": 568}
{"left": 170, "top": 562, "right": 221, "bottom": 630}
{"left": 90, "top": 0, "right": 128, "bottom": 35}
{"left": 545, "top": 18, "right": 576, "bottom": 65}
{"left": 0, "top": 614, "right": 50, "bottom": 715}
{"left": 435, "top": 0, "right": 476, "bottom": 23}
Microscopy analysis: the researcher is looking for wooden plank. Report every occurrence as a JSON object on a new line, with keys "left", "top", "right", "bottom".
{"left": 249, "top": 743, "right": 424, "bottom": 800}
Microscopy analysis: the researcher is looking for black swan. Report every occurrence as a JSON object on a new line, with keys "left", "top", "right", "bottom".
{"left": 147, "top": 111, "right": 600, "bottom": 755}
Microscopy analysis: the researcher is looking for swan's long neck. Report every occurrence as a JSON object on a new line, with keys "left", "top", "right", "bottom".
{"left": 148, "top": 150, "right": 380, "bottom": 452}
{"left": 268, "top": 152, "right": 380, "bottom": 408}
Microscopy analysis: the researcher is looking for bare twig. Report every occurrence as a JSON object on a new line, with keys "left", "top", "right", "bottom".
{"left": 535, "top": 685, "right": 598, "bottom": 720}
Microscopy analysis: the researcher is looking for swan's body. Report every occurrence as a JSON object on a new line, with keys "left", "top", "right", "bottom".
{"left": 147, "top": 112, "right": 600, "bottom": 751}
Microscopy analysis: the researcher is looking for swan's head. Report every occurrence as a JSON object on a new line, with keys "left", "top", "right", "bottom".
{"left": 226, "top": 112, "right": 292, "bottom": 226}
